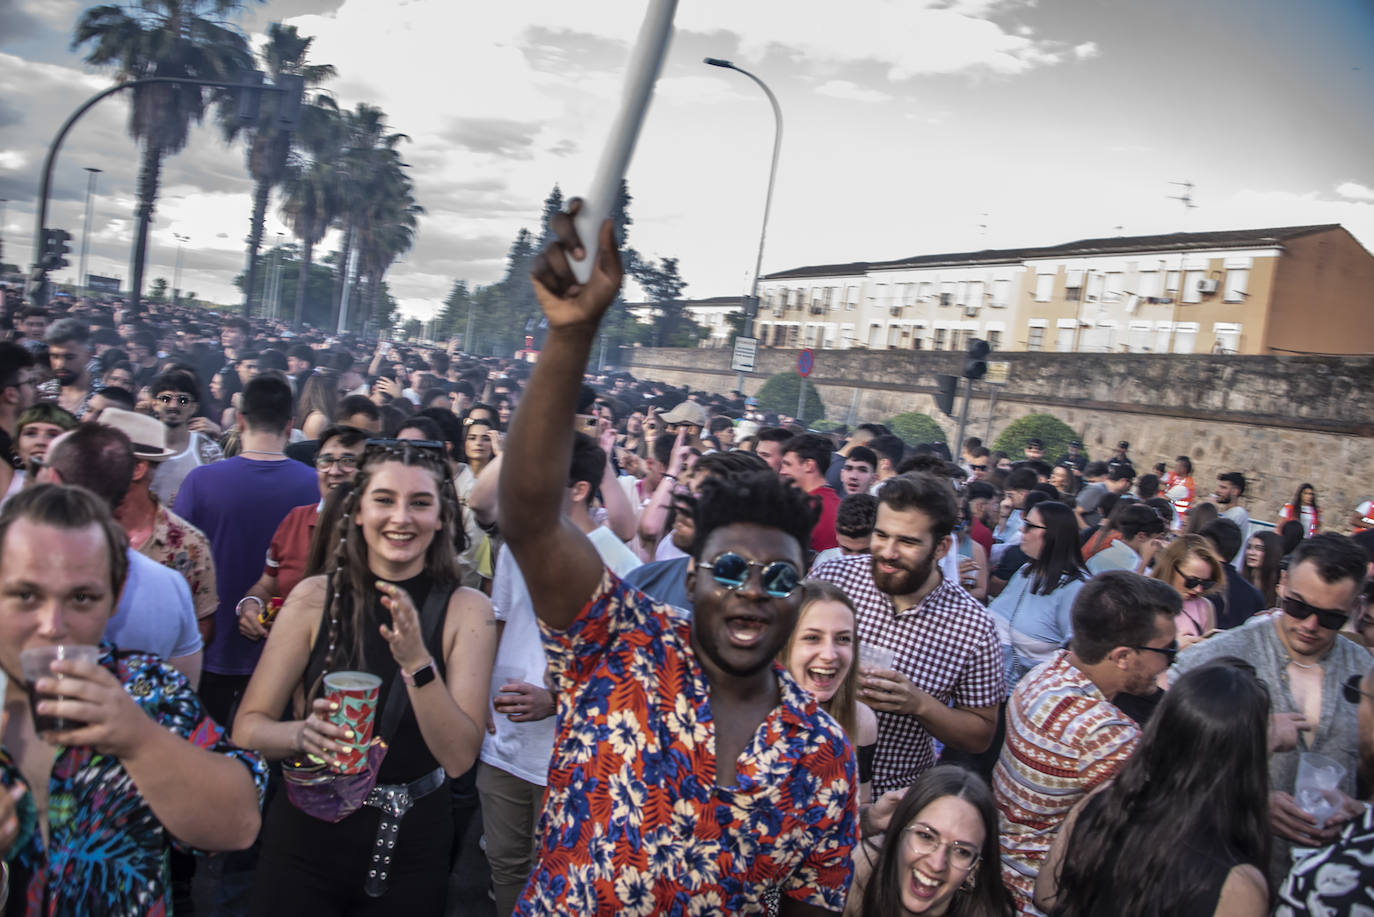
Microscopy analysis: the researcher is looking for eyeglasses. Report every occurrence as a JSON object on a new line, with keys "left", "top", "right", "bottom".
{"left": 1021, "top": 521, "right": 1046, "bottom": 532}
{"left": 696, "top": 552, "right": 801, "bottom": 599}
{"left": 970, "top": 464, "right": 988, "bottom": 472}
{"left": 1179, "top": 575, "right": 1215, "bottom": 592}
{"left": 315, "top": 453, "right": 361, "bottom": 472}
{"left": 1131, "top": 640, "right": 1179, "bottom": 663}
{"left": 902, "top": 824, "right": 981, "bottom": 871}
{"left": 156, "top": 393, "right": 193, "bottom": 406}
{"left": 1343, "top": 674, "right": 1374, "bottom": 704}
{"left": 1281, "top": 595, "right": 1350, "bottom": 631}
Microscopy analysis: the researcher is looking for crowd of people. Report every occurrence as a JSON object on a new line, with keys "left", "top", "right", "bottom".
{"left": 0, "top": 208, "right": 1369, "bottom": 917}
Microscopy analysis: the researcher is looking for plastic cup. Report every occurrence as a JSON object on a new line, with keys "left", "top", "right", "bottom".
{"left": 492, "top": 664, "right": 524, "bottom": 696}
{"left": 858, "top": 643, "right": 896, "bottom": 674}
{"left": 1294, "top": 751, "right": 1346, "bottom": 827}
{"left": 323, "top": 671, "right": 382, "bottom": 774}
{"left": 20, "top": 645, "right": 101, "bottom": 733}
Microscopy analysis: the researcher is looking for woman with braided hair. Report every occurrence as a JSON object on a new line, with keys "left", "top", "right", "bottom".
{"left": 234, "top": 439, "right": 496, "bottom": 915}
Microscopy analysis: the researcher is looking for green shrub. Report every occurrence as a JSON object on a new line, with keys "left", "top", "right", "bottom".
{"left": 754, "top": 373, "right": 826, "bottom": 424}
{"left": 992, "top": 413, "right": 1079, "bottom": 461}
{"left": 886, "top": 412, "right": 948, "bottom": 449}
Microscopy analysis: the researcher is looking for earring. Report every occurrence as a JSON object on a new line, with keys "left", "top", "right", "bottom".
{"left": 961, "top": 872, "right": 977, "bottom": 892}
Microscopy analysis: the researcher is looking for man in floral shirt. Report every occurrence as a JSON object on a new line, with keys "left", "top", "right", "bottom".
{"left": 0, "top": 484, "right": 266, "bottom": 916}
{"left": 499, "top": 206, "right": 858, "bottom": 915}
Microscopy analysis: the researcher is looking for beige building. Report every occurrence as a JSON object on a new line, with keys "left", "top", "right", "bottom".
{"left": 752, "top": 224, "right": 1374, "bottom": 355}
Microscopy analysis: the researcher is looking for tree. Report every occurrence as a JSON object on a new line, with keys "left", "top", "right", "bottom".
{"left": 279, "top": 96, "right": 342, "bottom": 328}
{"left": 231, "top": 22, "right": 335, "bottom": 316}
{"left": 887, "top": 412, "right": 948, "bottom": 449}
{"left": 233, "top": 240, "right": 336, "bottom": 327}
{"left": 149, "top": 277, "right": 168, "bottom": 301}
{"left": 73, "top": 0, "right": 256, "bottom": 306}
{"left": 631, "top": 255, "right": 705, "bottom": 348}
{"left": 755, "top": 372, "right": 826, "bottom": 425}
{"left": 993, "top": 413, "right": 1080, "bottom": 461}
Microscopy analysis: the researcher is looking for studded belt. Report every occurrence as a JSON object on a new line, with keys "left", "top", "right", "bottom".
{"left": 361, "top": 766, "right": 446, "bottom": 897}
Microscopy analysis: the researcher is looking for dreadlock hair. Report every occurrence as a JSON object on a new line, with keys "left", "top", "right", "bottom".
{"left": 689, "top": 470, "right": 819, "bottom": 561}
{"left": 307, "top": 441, "right": 464, "bottom": 703}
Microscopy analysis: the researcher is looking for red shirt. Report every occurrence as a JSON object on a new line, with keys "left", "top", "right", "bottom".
{"left": 969, "top": 518, "right": 994, "bottom": 558}
{"left": 809, "top": 484, "right": 842, "bottom": 553}
{"left": 263, "top": 502, "right": 319, "bottom": 601}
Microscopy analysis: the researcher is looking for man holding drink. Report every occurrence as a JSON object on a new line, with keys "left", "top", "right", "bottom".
{"left": 0, "top": 484, "right": 267, "bottom": 913}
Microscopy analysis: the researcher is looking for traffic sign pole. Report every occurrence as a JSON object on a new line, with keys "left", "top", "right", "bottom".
{"left": 795, "top": 348, "right": 814, "bottom": 422}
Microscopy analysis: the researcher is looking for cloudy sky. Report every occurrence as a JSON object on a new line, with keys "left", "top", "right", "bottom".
{"left": 2, "top": 0, "right": 1372, "bottom": 322}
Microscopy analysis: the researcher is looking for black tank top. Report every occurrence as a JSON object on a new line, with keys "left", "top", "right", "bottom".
{"left": 302, "top": 570, "right": 452, "bottom": 783}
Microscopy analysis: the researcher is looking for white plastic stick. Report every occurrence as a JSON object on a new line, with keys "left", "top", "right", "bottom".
{"left": 569, "top": 0, "right": 678, "bottom": 283}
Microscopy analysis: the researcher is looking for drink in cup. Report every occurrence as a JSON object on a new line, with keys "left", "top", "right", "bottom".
{"left": 1294, "top": 751, "right": 1345, "bottom": 828}
{"left": 858, "top": 643, "right": 896, "bottom": 675}
{"left": 20, "top": 645, "right": 101, "bottom": 733}
{"left": 323, "top": 671, "right": 382, "bottom": 774}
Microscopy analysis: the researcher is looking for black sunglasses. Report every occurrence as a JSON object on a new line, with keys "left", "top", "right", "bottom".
{"left": 1180, "top": 575, "right": 1215, "bottom": 592}
{"left": 1343, "top": 674, "right": 1374, "bottom": 704}
{"left": 1132, "top": 640, "right": 1179, "bottom": 663}
{"left": 696, "top": 552, "right": 801, "bottom": 599}
{"left": 1282, "top": 595, "right": 1349, "bottom": 631}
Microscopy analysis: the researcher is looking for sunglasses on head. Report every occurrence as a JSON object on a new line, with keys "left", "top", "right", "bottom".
{"left": 1180, "top": 575, "right": 1215, "bottom": 591}
{"left": 363, "top": 438, "right": 446, "bottom": 465}
{"left": 696, "top": 551, "right": 801, "bottom": 599}
{"left": 1281, "top": 594, "right": 1349, "bottom": 630}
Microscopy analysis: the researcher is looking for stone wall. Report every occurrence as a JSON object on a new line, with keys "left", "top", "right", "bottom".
{"left": 620, "top": 347, "right": 1374, "bottom": 524}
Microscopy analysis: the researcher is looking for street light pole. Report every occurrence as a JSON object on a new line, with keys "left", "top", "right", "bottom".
{"left": 78, "top": 168, "right": 101, "bottom": 296}
{"left": 704, "top": 57, "right": 783, "bottom": 395}
{"left": 171, "top": 232, "right": 189, "bottom": 304}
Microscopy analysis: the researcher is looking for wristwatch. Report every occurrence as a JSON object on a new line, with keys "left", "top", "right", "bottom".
{"left": 402, "top": 658, "right": 437, "bottom": 688}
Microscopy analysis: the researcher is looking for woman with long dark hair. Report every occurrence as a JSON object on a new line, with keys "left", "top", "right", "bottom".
{"left": 1036, "top": 659, "right": 1272, "bottom": 917}
{"left": 1240, "top": 531, "right": 1285, "bottom": 608}
{"left": 234, "top": 440, "right": 495, "bottom": 915}
{"left": 988, "top": 501, "right": 1089, "bottom": 689}
{"left": 295, "top": 369, "right": 341, "bottom": 441}
{"left": 209, "top": 365, "right": 243, "bottom": 430}
{"left": 1278, "top": 483, "right": 1320, "bottom": 536}
{"left": 848, "top": 765, "right": 1014, "bottom": 917}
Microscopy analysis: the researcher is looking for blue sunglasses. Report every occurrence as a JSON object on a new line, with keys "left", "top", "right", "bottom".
{"left": 697, "top": 552, "right": 801, "bottom": 598}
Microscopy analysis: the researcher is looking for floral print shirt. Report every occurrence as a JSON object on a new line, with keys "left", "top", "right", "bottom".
{"left": 516, "top": 571, "right": 858, "bottom": 916}
{"left": 138, "top": 499, "right": 219, "bottom": 620}
{"left": 0, "top": 644, "right": 268, "bottom": 917}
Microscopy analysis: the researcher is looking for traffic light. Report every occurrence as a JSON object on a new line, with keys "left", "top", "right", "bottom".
{"left": 40, "top": 228, "right": 72, "bottom": 272}
{"left": 237, "top": 70, "right": 264, "bottom": 126}
{"left": 25, "top": 268, "right": 49, "bottom": 306}
{"left": 275, "top": 74, "right": 305, "bottom": 131}
{"left": 963, "top": 337, "right": 990, "bottom": 380}
{"left": 934, "top": 374, "right": 959, "bottom": 416}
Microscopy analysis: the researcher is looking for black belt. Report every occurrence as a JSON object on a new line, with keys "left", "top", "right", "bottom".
{"left": 362, "top": 766, "right": 446, "bottom": 897}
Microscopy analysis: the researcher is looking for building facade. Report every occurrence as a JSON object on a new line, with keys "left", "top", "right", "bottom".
{"left": 752, "top": 224, "right": 1374, "bottom": 355}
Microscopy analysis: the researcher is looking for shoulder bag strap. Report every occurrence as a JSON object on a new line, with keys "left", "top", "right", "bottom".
{"left": 375, "top": 582, "right": 458, "bottom": 742}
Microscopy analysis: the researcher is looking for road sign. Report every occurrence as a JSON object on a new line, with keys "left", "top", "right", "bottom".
{"left": 796, "top": 348, "right": 814, "bottom": 377}
{"left": 986, "top": 360, "right": 1010, "bottom": 385}
{"left": 731, "top": 336, "right": 758, "bottom": 373}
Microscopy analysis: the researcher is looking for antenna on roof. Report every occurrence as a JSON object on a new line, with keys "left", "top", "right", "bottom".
{"left": 1168, "top": 180, "right": 1197, "bottom": 215}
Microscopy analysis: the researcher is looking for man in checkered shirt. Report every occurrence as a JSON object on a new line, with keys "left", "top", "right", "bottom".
{"left": 811, "top": 472, "right": 1003, "bottom": 794}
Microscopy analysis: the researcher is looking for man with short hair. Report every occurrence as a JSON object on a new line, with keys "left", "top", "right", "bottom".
{"left": 996, "top": 466, "right": 1041, "bottom": 547}
{"left": 865, "top": 433, "right": 905, "bottom": 492}
{"left": 1275, "top": 661, "right": 1374, "bottom": 914}
{"left": 809, "top": 493, "right": 878, "bottom": 570}
{"left": 1023, "top": 437, "right": 1045, "bottom": 462}
{"left": 966, "top": 446, "right": 992, "bottom": 481}
{"left": 1172, "top": 533, "right": 1371, "bottom": 880}
{"left": 825, "top": 422, "right": 885, "bottom": 491}
{"left": 707, "top": 414, "right": 735, "bottom": 450}
{"left": 127, "top": 330, "right": 160, "bottom": 390}
{"left": 754, "top": 425, "right": 793, "bottom": 473}
{"left": 285, "top": 343, "right": 314, "bottom": 377}
{"left": 1213, "top": 471, "right": 1250, "bottom": 564}
{"left": 1076, "top": 462, "right": 1134, "bottom": 530}
{"left": 1107, "top": 440, "right": 1132, "bottom": 472}
{"left": 812, "top": 473, "right": 1003, "bottom": 794}
{"left": 996, "top": 571, "right": 1181, "bottom": 912}
{"left": 219, "top": 317, "right": 250, "bottom": 368}
{"left": 40, "top": 423, "right": 203, "bottom": 684}
{"left": 39, "top": 318, "right": 96, "bottom": 417}
{"left": 1055, "top": 439, "right": 1088, "bottom": 478}
{"left": 658, "top": 399, "right": 708, "bottom": 450}
{"left": 500, "top": 213, "right": 858, "bottom": 914}
{"left": 1086, "top": 503, "right": 1167, "bottom": 574}
{"left": 17, "top": 306, "right": 49, "bottom": 351}
{"left": 149, "top": 369, "right": 223, "bottom": 505}
{"left": 172, "top": 373, "right": 318, "bottom": 727}
{"left": 839, "top": 445, "right": 878, "bottom": 496}
{"left": 98, "top": 407, "right": 219, "bottom": 642}
{"left": 0, "top": 484, "right": 266, "bottom": 914}
{"left": 780, "top": 432, "right": 843, "bottom": 553}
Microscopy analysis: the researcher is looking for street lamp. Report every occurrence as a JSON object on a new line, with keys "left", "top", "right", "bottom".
{"left": 703, "top": 57, "right": 782, "bottom": 392}
{"left": 171, "top": 232, "right": 189, "bottom": 304}
{"left": 78, "top": 167, "right": 101, "bottom": 296}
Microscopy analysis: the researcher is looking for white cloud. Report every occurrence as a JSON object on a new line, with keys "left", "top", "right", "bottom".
{"left": 815, "top": 80, "right": 893, "bottom": 104}
{"left": 0, "top": 150, "right": 26, "bottom": 170}
{"left": 1336, "top": 181, "right": 1374, "bottom": 201}
{"left": 1073, "top": 41, "right": 1099, "bottom": 60}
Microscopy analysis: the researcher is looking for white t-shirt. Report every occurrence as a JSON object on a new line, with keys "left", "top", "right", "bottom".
{"left": 479, "top": 525, "right": 642, "bottom": 786}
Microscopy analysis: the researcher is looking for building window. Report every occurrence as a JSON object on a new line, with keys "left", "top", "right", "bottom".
{"left": 940, "top": 282, "right": 955, "bottom": 306}
{"left": 845, "top": 285, "right": 859, "bottom": 310}
{"left": 1182, "top": 270, "right": 1206, "bottom": 304}
{"left": 992, "top": 279, "right": 1010, "bottom": 308}
{"left": 918, "top": 282, "right": 935, "bottom": 302}
{"left": 986, "top": 329, "right": 1002, "bottom": 350}
{"left": 1173, "top": 322, "right": 1199, "bottom": 354}
{"left": 903, "top": 283, "right": 918, "bottom": 307}
{"left": 1224, "top": 269, "right": 1249, "bottom": 302}
{"left": 1027, "top": 326, "right": 1045, "bottom": 351}
{"left": 1064, "top": 269, "right": 1083, "bottom": 302}
{"left": 1137, "top": 270, "right": 1161, "bottom": 298}
{"left": 933, "top": 328, "right": 948, "bottom": 350}
{"left": 1034, "top": 273, "right": 1055, "bottom": 302}
{"left": 1104, "top": 272, "right": 1125, "bottom": 302}
{"left": 1166, "top": 270, "right": 1180, "bottom": 292}
{"left": 1213, "top": 323, "right": 1242, "bottom": 353}
{"left": 1055, "top": 322, "right": 1077, "bottom": 352}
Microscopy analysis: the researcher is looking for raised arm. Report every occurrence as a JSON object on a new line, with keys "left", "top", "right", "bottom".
{"left": 498, "top": 204, "right": 624, "bottom": 631}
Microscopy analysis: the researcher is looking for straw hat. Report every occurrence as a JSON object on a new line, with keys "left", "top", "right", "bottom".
{"left": 97, "top": 408, "right": 177, "bottom": 462}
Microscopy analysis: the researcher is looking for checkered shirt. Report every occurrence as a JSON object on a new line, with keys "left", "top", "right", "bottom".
{"left": 809, "top": 554, "right": 1004, "bottom": 793}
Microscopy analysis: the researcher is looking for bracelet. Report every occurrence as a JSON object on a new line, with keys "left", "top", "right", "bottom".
{"left": 235, "top": 596, "right": 264, "bottom": 619}
{"left": 664, "top": 473, "right": 678, "bottom": 481}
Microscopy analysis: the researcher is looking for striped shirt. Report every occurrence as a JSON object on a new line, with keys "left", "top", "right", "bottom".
{"left": 993, "top": 650, "right": 1139, "bottom": 915}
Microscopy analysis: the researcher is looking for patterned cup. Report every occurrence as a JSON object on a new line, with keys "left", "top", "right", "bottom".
{"left": 324, "top": 671, "right": 382, "bottom": 774}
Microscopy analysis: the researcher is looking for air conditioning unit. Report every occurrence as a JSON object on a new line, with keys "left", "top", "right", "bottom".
{"left": 1198, "top": 279, "right": 1220, "bottom": 294}
{"left": 964, "top": 303, "right": 980, "bottom": 316}
{"left": 889, "top": 305, "right": 902, "bottom": 316}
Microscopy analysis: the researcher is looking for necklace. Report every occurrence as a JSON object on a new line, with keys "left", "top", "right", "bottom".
{"left": 241, "top": 449, "right": 286, "bottom": 458}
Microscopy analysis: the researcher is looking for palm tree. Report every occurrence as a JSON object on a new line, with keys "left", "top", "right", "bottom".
{"left": 73, "top": 0, "right": 254, "bottom": 307}
{"left": 279, "top": 98, "right": 342, "bottom": 328}
{"left": 232, "top": 23, "right": 335, "bottom": 317}
{"left": 355, "top": 166, "right": 422, "bottom": 330}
